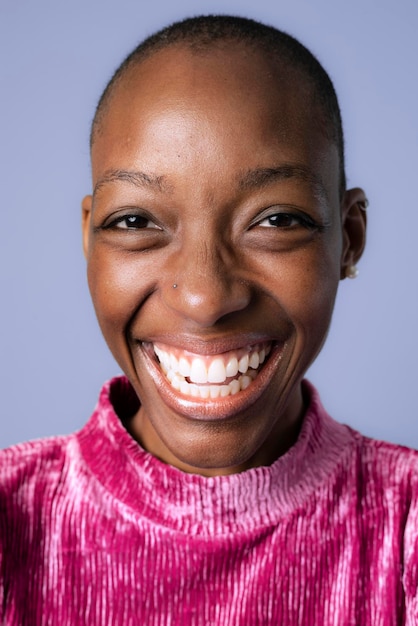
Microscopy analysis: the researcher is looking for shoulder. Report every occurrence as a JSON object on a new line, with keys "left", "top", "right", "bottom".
{"left": 304, "top": 381, "right": 418, "bottom": 490}
{"left": 360, "top": 432, "right": 418, "bottom": 471}
{"left": 0, "top": 376, "right": 133, "bottom": 504}
{"left": 0, "top": 433, "right": 77, "bottom": 498}
{"left": 350, "top": 430, "right": 418, "bottom": 494}
{"left": 360, "top": 440, "right": 418, "bottom": 605}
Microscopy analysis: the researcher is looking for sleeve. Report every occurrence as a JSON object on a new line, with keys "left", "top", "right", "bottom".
{"left": 403, "top": 471, "right": 418, "bottom": 624}
{"left": 0, "top": 535, "right": 3, "bottom": 623}
{"left": 0, "top": 462, "right": 7, "bottom": 621}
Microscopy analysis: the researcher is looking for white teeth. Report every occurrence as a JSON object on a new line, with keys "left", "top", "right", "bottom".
{"left": 249, "top": 352, "right": 260, "bottom": 369}
{"left": 238, "top": 354, "right": 249, "bottom": 374}
{"left": 225, "top": 356, "right": 239, "bottom": 377}
{"left": 199, "top": 386, "right": 210, "bottom": 399}
{"left": 154, "top": 346, "right": 168, "bottom": 372}
{"left": 240, "top": 375, "right": 252, "bottom": 390}
{"left": 229, "top": 379, "right": 241, "bottom": 395}
{"left": 153, "top": 343, "right": 272, "bottom": 399}
{"left": 207, "top": 358, "right": 226, "bottom": 383}
{"left": 159, "top": 371, "right": 265, "bottom": 399}
{"left": 178, "top": 356, "right": 191, "bottom": 377}
{"left": 169, "top": 353, "right": 178, "bottom": 372}
{"left": 190, "top": 358, "right": 207, "bottom": 384}
{"left": 210, "top": 385, "right": 221, "bottom": 399}
{"left": 171, "top": 374, "right": 182, "bottom": 391}
{"left": 187, "top": 383, "right": 198, "bottom": 397}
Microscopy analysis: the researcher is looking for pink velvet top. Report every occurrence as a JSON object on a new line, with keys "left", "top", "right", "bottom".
{"left": 1, "top": 376, "right": 418, "bottom": 624}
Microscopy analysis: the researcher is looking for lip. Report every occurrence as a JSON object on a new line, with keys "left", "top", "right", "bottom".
{"left": 137, "top": 338, "right": 286, "bottom": 422}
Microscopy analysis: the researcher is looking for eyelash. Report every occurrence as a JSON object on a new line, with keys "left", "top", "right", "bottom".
{"left": 255, "top": 211, "right": 321, "bottom": 231}
{"left": 105, "top": 214, "right": 161, "bottom": 230}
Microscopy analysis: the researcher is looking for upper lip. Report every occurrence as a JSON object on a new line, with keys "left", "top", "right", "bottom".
{"left": 140, "top": 334, "right": 277, "bottom": 356}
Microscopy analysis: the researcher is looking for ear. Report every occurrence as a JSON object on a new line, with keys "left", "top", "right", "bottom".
{"left": 340, "top": 187, "right": 367, "bottom": 280}
{"left": 82, "top": 195, "right": 93, "bottom": 260}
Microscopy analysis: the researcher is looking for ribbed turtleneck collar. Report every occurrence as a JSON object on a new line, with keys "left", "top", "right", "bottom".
{"left": 77, "top": 377, "right": 356, "bottom": 536}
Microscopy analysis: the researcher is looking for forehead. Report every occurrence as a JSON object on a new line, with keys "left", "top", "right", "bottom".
{"left": 99, "top": 42, "right": 317, "bottom": 139}
{"left": 92, "top": 43, "right": 339, "bottom": 199}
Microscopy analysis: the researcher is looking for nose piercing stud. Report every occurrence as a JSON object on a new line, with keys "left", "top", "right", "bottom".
{"left": 173, "top": 284, "right": 178, "bottom": 289}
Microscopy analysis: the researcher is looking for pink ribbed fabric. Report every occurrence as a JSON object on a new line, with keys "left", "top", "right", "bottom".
{"left": 1, "top": 377, "right": 418, "bottom": 625}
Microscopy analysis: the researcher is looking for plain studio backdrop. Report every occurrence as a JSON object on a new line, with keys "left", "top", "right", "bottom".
{"left": 0, "top": 0, "right": 417, "bottom": 449}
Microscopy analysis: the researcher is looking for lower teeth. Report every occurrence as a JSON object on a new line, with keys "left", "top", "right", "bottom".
{"left": 166, "top": 369, "right": 258, "bottom": 399}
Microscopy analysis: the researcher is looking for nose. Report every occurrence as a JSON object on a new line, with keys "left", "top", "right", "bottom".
{"left": 161, "top": 237, "right": 251, "bottom": 327}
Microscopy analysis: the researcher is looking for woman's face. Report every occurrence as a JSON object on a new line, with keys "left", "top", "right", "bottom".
{"left": 83, "top": 44, "right": 365, "bottom": 475}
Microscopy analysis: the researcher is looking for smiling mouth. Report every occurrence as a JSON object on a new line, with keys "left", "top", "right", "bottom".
{"left": 152, "top": 342, "right": 272, "bottom": 399}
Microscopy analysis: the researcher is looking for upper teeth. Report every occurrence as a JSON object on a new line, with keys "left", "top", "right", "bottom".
{"left": 154, "top": 343, "right": 270, "bottom": 385}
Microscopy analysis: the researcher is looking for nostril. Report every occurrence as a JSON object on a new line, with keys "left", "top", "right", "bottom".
{"left": 162, "top": 269, "right": 252, "bottom": 327}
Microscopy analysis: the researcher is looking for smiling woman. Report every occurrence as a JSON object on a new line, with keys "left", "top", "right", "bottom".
{"left": 0, "top": 14, "right": 417, "bottom": 626}
{"left": 82, "top": 34, "right": 364, "bottom": 476}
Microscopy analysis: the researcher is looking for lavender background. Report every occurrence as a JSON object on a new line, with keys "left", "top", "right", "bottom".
{"left": 1, "top": 0, "right": 417, "bottom": 448}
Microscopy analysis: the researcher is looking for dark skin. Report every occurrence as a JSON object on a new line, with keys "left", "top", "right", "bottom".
{"left": 82, "top": 43, "right": 366, "bottom": 477}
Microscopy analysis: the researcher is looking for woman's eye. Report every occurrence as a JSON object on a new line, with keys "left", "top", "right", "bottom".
{"left": 257, "top": 213, "right": 306, "bottom": 229}
{"left": 112, "top": 215, "right": 161, "bottom": 230}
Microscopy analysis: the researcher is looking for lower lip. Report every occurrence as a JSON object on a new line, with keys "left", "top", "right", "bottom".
{"left": 139, "top": 342, "right": 285, "bottom": 422}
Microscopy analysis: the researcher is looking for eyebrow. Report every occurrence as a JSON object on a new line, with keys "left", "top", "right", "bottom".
{"left": 237, "top": 165, "right": 328, "bottom": 202}
{"left": 93, "top": 164, "right": 328, "bottom": 202}
{"left": 93, "top": 169, "right": 170, "bottom": 196}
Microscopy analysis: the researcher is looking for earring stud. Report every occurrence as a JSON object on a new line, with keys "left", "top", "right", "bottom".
{"left": 345, "top": 265, "right": 359, "bottom": 279}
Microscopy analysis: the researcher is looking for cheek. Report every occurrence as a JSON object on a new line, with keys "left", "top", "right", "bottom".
{"left": 258, "top": 240, "right": 341, "bottom": 338}
{"left": 292, "top": 245, "right": 341, "bottom": 341}
{"left": 87, "top": 250, "right": 153, "bottom": 338}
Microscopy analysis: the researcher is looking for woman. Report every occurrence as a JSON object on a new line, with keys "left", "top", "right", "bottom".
{"left": 1, "top": 15, "right": 416, "bottom": 625}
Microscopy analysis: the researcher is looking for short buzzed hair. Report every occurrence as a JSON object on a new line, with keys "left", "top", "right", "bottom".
{"left": 90, "top": 15, "right": 346, "bottom": 194}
